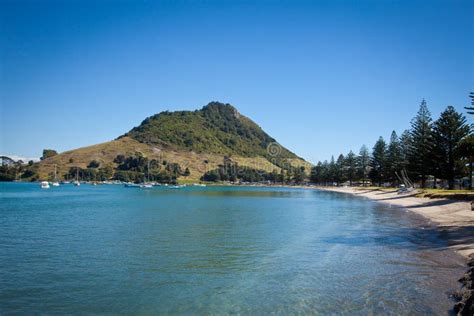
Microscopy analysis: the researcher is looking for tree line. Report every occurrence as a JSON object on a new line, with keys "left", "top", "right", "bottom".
{"left": 310, "top": 99, "right": 473, "bottom": 190}
{"left": 69, "top": 153, "right": 191, "bottom": 183}
{"left": 201, "top": 156, "right": 306, "bottom": 183}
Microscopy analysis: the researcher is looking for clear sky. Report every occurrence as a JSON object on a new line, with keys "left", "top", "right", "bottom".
{"left": 1, "top": 0, "right": 472, "bottom": 163}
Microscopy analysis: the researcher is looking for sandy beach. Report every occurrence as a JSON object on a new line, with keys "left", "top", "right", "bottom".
{"left": 316, "top": 187, "right": 474, "bottom": 259}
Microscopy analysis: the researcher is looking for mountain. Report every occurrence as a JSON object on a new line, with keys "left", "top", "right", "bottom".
{"left": 123, "top": 102, "right": 300, "bottom": 161}
{"left": 36, "top": 102, "right": 311, "bottom": 181}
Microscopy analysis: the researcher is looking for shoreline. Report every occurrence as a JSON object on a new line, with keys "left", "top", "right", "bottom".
{"left": 315, "top": 186, "right": 474, "bottom": 315}
{"left": 314, "top": 186, "right": 474, "bottom": 258}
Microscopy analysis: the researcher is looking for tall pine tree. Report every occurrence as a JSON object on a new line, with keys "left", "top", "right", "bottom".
{"left": 370, "top": 137, "right": 387, "bottom": 186}
{"left": 328, "top": 156, "right": 337, "bottom": 184}
{"left": 336, "top": 154, "right": 346, "bottom": 185}
{"left": 459, "top": 135, "right": 474, "bottom": 190}
{"left": 386, "top": 131, "right": 402, "bottom": 185}
{"left": 432, "top": 106, "right": 470, "bottom": 189}
{"left": 345, "top": 150, "right": 357, "bottom": 185}
{"left": 310, "top": 162, "right": 323, "bottom": 184}
{"left": 409, "top": 99, "right": 434, "bottom": 188}
{"left": 357, "top": 145, "right": 370, "bottom": 186}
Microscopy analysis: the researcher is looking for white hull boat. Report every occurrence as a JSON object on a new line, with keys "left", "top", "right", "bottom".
{"left": 40, "top": 181, "right": 50, "bottom": 189}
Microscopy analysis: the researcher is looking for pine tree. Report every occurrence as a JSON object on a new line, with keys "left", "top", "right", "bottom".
{"left": 432, "top": 106, "right": 471, "bottom": 189}
{"left": 345, "top": 150, "right": 357, "bottom": 186}
{"left": 310, "top": 162, "right": 323, "bottom": 184}
{"left": 386, "top": 131, "right": 402, "bottom": 185}
{"left": 329, "top": 156, "right": 337, "bottom": 185}
{"left": 357, "top": 145, "right": 370, "bottom": 186}
{"left": 370, "top": 137, "right": 387, "bottom": 186}
{"left": 321, "top": 160, "right": 329, "bottom": 184}
{"left": 408, "top": 99, "right": 434, "bottom": 188}
{"left": 336, "top": 154, "right": 346, "bottom": 185}
{"left": 458, "top": 135, "right": 474, "bottom": 190}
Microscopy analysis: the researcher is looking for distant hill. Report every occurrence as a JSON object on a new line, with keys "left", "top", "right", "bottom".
{"left": 123, "top": 102, "right": 300, "bottom": 161}
{"left": 36, "top": 102, "right": 311, "bottom": 181}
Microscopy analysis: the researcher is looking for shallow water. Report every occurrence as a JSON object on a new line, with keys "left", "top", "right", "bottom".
{"left": 0, "top": 183, "right": 465, "bottom": 314}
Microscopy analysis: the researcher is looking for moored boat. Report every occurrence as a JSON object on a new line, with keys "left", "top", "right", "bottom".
{"left": 52, "top": 165, "right": 60, "bottom": 187}
{"left": 124, "top": 183, "right": 140, "bottom": 188}
{"left": 40, "top": 181, "right": 50, "bottom": 189}
{"left": 169, "top": 184, "right": 186, "bottom": 189}
{"left": 74, "top": 168, "right": 80, "bottom": 186}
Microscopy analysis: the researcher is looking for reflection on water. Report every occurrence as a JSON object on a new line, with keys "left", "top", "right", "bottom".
{"left": 0, "top": 183, "right": 465, "bottom": 314}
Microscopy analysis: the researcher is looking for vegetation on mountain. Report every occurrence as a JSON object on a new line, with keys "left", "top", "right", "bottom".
{"left": 123, "top": 102, "right": 300, "bottom": 168}
{"left": 0, "top": 157, "right": 38, "bottom": 181}
{"left": 41, "top": 149, "right": 58, "bottom": 160}
{"left": 87, "top": 160, "right": 100, "bottom": 168}
{"left": 200, "top": 156, "right": 305, "bottom": 183}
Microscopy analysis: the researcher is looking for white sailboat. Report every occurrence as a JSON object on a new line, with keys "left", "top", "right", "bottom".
{"left": 74, "top": 168, "right": 81, "bottom": 186}
{"left": 52, "top": 165, "right": 60, "bottom": 187}
{"left": 140, "top": 160, "right": 153, "bottom": 188}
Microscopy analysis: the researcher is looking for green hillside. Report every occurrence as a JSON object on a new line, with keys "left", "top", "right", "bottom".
{"left": 123, "top": 102, "right": 300, "bottom": 164}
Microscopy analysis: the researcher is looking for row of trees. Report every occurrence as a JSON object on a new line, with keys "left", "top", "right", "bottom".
{"left": 311, "top": 100, "right": 473, "bottom": 189}
{"left": 0, "top": 157, "right": 37, "bottom": 181}
{"left": 64, "top": 154, "right": 191, "bottom": 183}
{"left": 201, "top": 156, "right": 307, "bottom": 183}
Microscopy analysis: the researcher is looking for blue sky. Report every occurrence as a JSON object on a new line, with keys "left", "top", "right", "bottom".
{"left": 1, "top": 0, "right": 472, "bottom": 163}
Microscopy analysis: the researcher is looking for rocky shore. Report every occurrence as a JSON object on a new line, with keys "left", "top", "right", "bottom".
{"left": 454, "top": 254, "right": 474, "bottom": 315}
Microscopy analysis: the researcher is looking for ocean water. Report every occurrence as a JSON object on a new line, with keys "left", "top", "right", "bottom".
{"left": 0, "top": 183, "right": 465, "bottom": 314}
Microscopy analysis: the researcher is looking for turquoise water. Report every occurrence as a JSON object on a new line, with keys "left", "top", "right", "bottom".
{"left": 0, "top": 183, "right": 465, "bottom": 314}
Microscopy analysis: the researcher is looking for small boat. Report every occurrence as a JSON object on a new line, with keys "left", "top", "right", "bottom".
{"left": 169, "top": 185, "right": 185, "bottom": 189}
{"left": 124, "top": 183, "right": 140, "bottom": 188}
{"left": 138, "top": 161, "right": 153, "bottom": 189}
{"left": 51, "top": 165, "right": 60, "bottom": 187}
{"left": 40, "top": 181, "right": 50, "bottom": 189}
{"left": 74, "top": 168, "right": 80, "bottom": 186}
